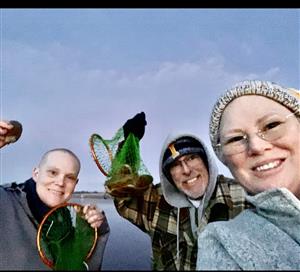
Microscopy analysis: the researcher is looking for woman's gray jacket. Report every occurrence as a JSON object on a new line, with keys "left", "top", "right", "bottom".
{"left": 196, "top": 188, "right": 300, "bottom": 270}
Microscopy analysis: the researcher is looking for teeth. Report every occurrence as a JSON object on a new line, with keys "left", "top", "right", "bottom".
{"left": 51, "top": 190, "right": 63, "bottom": 196}
{"left": 186, "top": 177, "right": 197, "bottom": 184}
{"left": 255, "top": 160, "right": 280, "bottom": 172}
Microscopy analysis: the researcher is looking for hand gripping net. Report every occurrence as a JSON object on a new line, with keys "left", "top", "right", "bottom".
{"left": 37, "top": 203, "right": 97, "bottom": 270}
{"left": 89, "top": 127, "right": 153, "bottom": 198}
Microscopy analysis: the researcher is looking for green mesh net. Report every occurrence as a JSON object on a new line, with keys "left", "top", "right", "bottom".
{"left": 37, "top": 204, "right": 97, "bottom": 270}
{"left": 90, "top": 128, "right": 153, "bottom": 197}
{"left": 89, "top": 127, "right": 124, "bottom": 177}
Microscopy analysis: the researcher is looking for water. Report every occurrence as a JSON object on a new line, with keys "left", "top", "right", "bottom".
{"left": 71, "top": 195, "right": 152, "bottom": 270}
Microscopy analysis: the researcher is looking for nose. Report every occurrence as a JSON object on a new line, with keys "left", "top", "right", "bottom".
{"left": 54, "top": 175, "right": 65, "bottom": 186}
{"left": 247, "top": 133, "right": 273, "bottom": 155}
{"left": 181, "top": 160, "right": 191, "bottom": 175}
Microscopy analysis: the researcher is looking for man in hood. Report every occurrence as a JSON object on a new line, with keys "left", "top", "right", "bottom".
{"left": 112, "top": 112, "right": 249, "bottom": 270}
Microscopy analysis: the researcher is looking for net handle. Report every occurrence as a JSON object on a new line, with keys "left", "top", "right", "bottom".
{"left": 89, "top": 133, "right": 113, "bottom": 177}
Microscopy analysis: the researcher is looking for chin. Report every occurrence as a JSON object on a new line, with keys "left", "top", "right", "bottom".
{"left": 188, "top": 192, "right": 203, "bottom": 200}
{"left": 47, "top": 198, "right": 65, "bottom": 208}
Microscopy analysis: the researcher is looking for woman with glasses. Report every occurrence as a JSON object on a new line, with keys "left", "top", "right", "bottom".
{"left": 196, "top": 80, "right": 300, "bottom": 270}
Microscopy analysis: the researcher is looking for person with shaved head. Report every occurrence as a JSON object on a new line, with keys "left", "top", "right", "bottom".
{"left": 0, "top": 120, "right": 110, "bottom": 270}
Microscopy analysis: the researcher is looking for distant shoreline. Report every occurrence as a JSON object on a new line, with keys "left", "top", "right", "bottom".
{"left": 72, "top": 191, "right": 112, "bottom": 199}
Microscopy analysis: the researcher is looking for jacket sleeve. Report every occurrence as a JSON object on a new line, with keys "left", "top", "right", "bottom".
{"left": 196, "top": 224, "right": 240, "bottom": 270}
{"left": 113, "top": 183, "right": 160, "bottom": 233}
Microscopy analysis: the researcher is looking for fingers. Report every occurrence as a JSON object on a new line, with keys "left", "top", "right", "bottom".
{"left": 83, "top": 204, "right": 105, "bottom": 229}
{"left": 0, "top": 121, "right": 13, "bottom": 135}
{"left": 0, "top": 120, "right": 22, "bottom": 148}
{"left": 0, "top": 121, "right": 14, "bottom": 148}
{"left": 7, "top": 121, "right": 22, "bottom": 142}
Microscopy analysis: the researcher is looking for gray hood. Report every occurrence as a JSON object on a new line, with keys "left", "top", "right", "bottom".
{"left": 159, "top": 132, "right": 219, "bottom": 213}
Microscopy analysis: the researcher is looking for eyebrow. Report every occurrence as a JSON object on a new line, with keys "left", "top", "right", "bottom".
{"left": 46, "top": 167, "right": 77, "bottom": 176}
{"left": 256, "top": 112, "right": 283, "bottom": 123}
{"left": 46, "top": 167, "right": 59, "bottom": 171}
{"left": 221, "top": 128, "right": 244, "bottom": 136}
{"left": 222, "top": 112, "right": 289, "bottom": 136}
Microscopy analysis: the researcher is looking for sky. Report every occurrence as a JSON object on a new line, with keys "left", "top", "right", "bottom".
{"left": 0, "top": 8, "right": 299, "bottom": 192}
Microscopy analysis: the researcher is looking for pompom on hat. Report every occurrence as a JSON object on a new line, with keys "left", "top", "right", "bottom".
{"left": 209, "top": 80, "right": 300, "bottom": 159}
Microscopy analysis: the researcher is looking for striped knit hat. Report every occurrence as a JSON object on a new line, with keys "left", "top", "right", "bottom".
{"left": 162, "top": 136, "right": 208, "bottom": 180}
{"left": 209, "top": 80, "right": 300, "bottom": 159}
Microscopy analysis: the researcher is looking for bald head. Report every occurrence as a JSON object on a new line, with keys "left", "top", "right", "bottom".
{"left": 39, "top": 148, "right": 81, "bottom": 175}
{"left": 33, "top": 148, "right": 81, "bottom": 207}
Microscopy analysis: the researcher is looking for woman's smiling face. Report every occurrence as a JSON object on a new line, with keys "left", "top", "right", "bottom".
{"left": 219, "top": 95, "right": 300, "bottom": 198}
{"left": 33, "top": 150, "right": 80, "bottom": 207}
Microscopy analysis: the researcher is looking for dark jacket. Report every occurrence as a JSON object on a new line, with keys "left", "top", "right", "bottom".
{"left": 0, "top": 178, "right": 110, "bottom": 270}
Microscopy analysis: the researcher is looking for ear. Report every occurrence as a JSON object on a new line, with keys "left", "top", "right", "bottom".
{"left": 76, "top": 178, "right": 79, "bottom": 184}
{"left": 32, "top": 167, "right": 39, "bottom": 182}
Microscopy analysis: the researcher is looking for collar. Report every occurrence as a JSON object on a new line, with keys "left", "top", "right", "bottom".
{"left": 24, "top": 178, "right": 51, "bottom": 224}
{"left": 188, "top": 198, "right": 201, "bottom": 208}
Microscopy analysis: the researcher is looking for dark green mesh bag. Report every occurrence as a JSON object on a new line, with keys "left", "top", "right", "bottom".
{"left": 37, "top": 204, "right": 97, "bottom": 270}
{"left": 89, "top": 127, "right": 153, "bottom": 198}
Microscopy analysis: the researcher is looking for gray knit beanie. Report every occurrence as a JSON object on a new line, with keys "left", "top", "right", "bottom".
{"left": 209, "top": 80, "right": 300, "bottom": 159}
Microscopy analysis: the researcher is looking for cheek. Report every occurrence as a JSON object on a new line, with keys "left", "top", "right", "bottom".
{"left": 196, "top": 164, "right": 209, "bottom": 176}
{"left": 35, "top": 183, "right": 49, "bottom": 204}
{"left": 170, "top": 170, "right": 179, "bottom": 183}
{"left": 279, "top": 133, "right": 299, "bottom": 152}
{"left": 65, "top": 182, "right": 77, "bottom": 194}
{"left": 225, "top": 155, "right": 249, "bottom": 181}
{"left": 36, "top": 174, "right": 52, "bottom": 186}
{"left": 284, "top": 123, "right": 300, "bottom": 153}
{"left": 291, "top": 138, "right": 300, "bottom": 157}
{"left": 225, "top": 154, "right": 244, "bottom": 173}
{"left": 35, "top": 176, "right": 48, "bottom": 189}
{"left": 170, "top": 175, "right": 182, "bottom": 190}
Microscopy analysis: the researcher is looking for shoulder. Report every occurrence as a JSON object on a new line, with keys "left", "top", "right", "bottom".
{"left": 0, "top": 181, "right": 25, "bottom": 193}
{"left": 197, "top": 219, "right": 242, "bottom": 270}
{"left": 0, "top": 181, "right": 28, "bottom": 206}
{"left": 211, "top": 175, "right": 244, "bottom": 203}
{"left": 201, "top": 209, "right": 256, "bottom": 241}
{"left": 216, "top": 174, "right": 242, "bottom": 191}
{"left": 198, "top": 209, "right": 297, "bottom": 270}
{"left": 0, "top": 181, "right": 28, "bottom": 214}
{"left": 153, "top": 182, "right": 163, "bottom": 195}
{"left": 215, "top": 175, "right": 251, "bottom": 208}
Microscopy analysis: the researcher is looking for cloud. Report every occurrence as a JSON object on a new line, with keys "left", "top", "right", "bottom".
{"left": 1, "top": 40, "right": 285, "bottom": 191}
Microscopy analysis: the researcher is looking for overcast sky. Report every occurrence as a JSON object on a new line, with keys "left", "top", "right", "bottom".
{"left": 0, "top": 8, "right": 299, "bottom": 191}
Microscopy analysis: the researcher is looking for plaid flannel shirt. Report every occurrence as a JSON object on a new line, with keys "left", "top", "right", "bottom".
{"left": 114, "top": 175, "right": 250, "bottom": 270}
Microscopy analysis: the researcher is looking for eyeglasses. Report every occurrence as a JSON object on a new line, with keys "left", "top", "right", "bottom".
{"left": 216, "top": 112, "right": 297, "bottom": 156}
{"left": 170, "top": 154, "right": 201, "bottom": 173}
